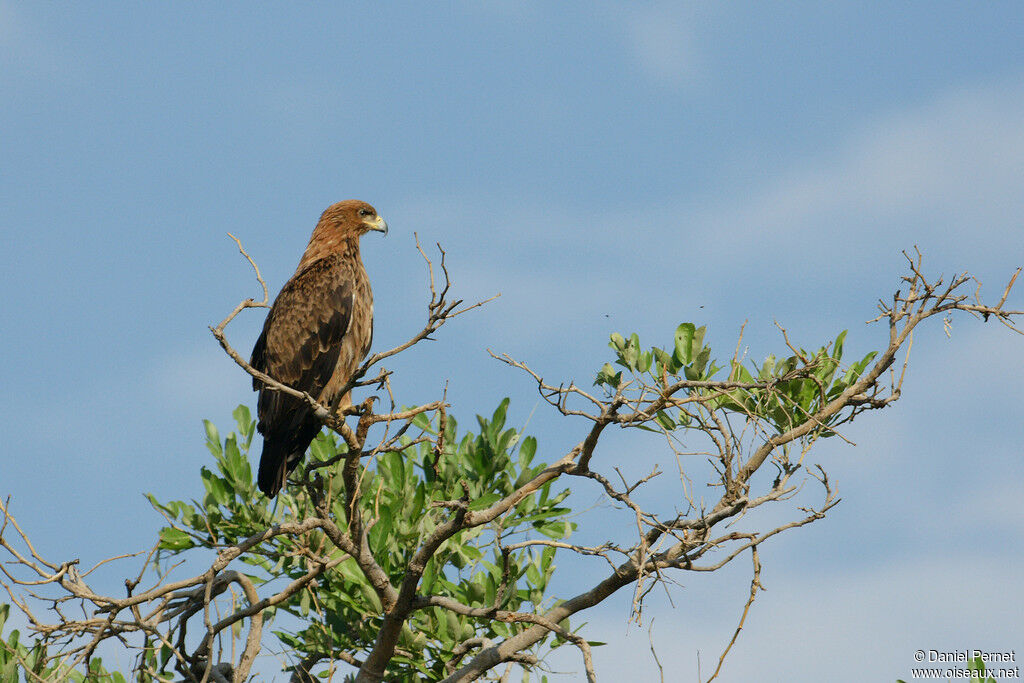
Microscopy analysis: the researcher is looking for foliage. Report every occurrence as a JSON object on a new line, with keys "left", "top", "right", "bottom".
{"left": 597, "top": 324, "right": 877, "bottom": 438}
{"left": 146, "top": 402, "right": 574, "bottom": 680}
{"left": 0, "top": 604, "right": 129, "bottom": 682}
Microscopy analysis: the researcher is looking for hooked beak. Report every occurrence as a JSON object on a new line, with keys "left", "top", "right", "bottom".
{"left": 367, "top": 214, "right": 388, "bottom": 235}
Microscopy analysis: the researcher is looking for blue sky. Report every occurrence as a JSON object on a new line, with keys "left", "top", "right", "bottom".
{"left": 2, "top": 2, "right": 1022, "bottom": 680}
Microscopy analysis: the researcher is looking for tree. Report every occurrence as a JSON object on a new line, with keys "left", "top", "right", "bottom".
{"left": 1, "top": 243, "right": 1021, "bottom": 682}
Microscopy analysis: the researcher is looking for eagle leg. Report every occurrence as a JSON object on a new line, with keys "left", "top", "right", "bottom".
{"left": 328, "top": 390, "right": 353, "bottom": 417}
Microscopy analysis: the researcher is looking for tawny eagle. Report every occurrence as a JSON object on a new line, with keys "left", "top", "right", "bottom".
{"left": 250, "top": 200, "right": 387, "bottom": 497}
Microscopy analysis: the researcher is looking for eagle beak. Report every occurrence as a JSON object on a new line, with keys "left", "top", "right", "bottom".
{"left": 368, "top": 215, "right": 388, "bottom": 235}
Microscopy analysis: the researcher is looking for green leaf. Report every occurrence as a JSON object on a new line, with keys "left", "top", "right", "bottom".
{"left": 832, "top": 330, "right": 847, "bottom": 361}
{"left": 469, "top": 493, "right": 502, "bottom": 510}
{"left": 203, "top": 420, "right": 222, "bottom": 457}
{"left": 730, "top": 362, "right": 754, "bottom": 384}
{"left": 200, "top": 468, "right": 231, "bottom": 507}
{"left": 372, "top": 507, "right": 394, "bottom": 547}
{"left": 637, "top": 351, "right": 652, "bottom": 373}
{"left": 537, "top": 520, "right": 573, "bottom": 539}
{"left": 518, "top": 436, "right": 537, "bottom": 467}
{"left": 595, "top": 363, "right": 622, "bottom": 388}
{"left": 491, "top": 398, "right": 510, "bottom": 433}
{"left": 526, "top": 563, "right": 541, "bottom": 586}
{"left": 158, "top": 527, "right": 195, "bottom": 551}
{"left": 222, "top": 435, "right": 249, "bottom": 490}
{"left": 692, "top": 325, "right": 707, "bottom": 351}
{"left": 674, "top": 323, "right": 696, "bottom": 366}
{"left": 692, "top": 346, "right": 711, "bottom": 375}
{"left": 652, "top": 347, "right": 675, "bottom": 374}
{"left": 232, "top": 403, "right": 251, "bottom": 428}
{"left": 654, "top": 411, "right": 676, "bottom": 430}
{"left": 624, "top": 333, "right": 641, "bottom": 370}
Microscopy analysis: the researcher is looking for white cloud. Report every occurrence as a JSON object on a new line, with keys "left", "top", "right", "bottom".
{"left": 390, "top": 77, "right": 1024, "bottom": 365}
{"left": 693, "top": 78, "right": 1024, "bottom": 249}
{"left": 146, "top": 345, "right": 252, "bottom": 417}
{"left": 620, "top": 3, "right": 703, "bottom": 87}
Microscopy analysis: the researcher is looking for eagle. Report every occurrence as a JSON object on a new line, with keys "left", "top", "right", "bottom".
{"left": 250, "top": 200, "right": 387, "bottom": 497}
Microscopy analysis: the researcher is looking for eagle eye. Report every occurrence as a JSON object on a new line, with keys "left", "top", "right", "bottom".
{"left": 358, "top": 208, "right": 373, "bottom": 217}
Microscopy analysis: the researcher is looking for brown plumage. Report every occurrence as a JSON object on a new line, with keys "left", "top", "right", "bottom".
{"left": 250, "top": 200, "right": 387, "bottom": 497}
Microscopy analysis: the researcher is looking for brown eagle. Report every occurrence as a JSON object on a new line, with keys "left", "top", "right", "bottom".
{"left": 250, "top": 200, "right": 387, "bottom": 497}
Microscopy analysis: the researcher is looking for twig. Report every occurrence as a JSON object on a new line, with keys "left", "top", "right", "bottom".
{"left": 705, "top": 546, "right": 762, "bottom": 682}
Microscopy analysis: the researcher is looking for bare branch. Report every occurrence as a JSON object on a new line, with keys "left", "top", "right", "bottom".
{"left": 704, "top": 546, "right": 762, "bottom": 683}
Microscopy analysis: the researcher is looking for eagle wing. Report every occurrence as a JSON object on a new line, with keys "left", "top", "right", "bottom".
{"left": 250, "top": 255, "right": 354, "bottom": 494}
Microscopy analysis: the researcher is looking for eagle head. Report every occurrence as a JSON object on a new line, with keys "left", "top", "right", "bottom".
{"left": 318, "top": 199, "right": 388, "bottom": 237}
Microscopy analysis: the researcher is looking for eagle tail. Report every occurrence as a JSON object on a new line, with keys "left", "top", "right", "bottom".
{"left": 256, "top": 418, "right": 322, "bottom": 497}
{"left": 257, "top": 440, "right": 296, "bottom": 498}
